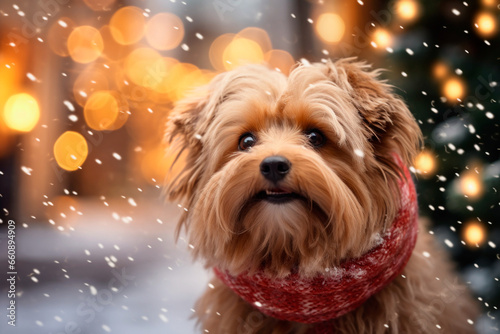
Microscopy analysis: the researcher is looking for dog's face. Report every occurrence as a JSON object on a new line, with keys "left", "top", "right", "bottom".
{"left": 165, "top": 59, "right": 421, "bottom": 277}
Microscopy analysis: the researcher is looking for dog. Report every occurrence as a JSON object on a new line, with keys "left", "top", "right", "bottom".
{"left": 164, "top": 59, "right": 478, "bottom": 333}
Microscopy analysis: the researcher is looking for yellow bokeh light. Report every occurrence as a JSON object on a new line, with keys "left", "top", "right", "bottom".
{"left": 109, "top": 6, "right": 146, "bottom": 45}
{"left": 48, "top": 18, "right": 76, "bottom": 57}
{"left": 3, "top": 93, "right": 40, "bottom": 132}
{"left": 223, "top": 37, "right": 264, "bottom": 70}
{"left": 237, "top": 27, "right": 272, "bottom": 54}
{"left": 83, "top": 0, "right": 116, "bottom": 11}
{"left": 124, "top": 47, "right": 164, "bottom": 88}
{"left": 264, "top": 49, "right": 295, "bottom": 75}
{"left": 209, "top": 33, "right": 236, "bottom": 71}
{"left": 395, "top": 0, "right": 420, "bottom": 22}
{"left": 443, "top": 77, "right": 466, "bottom": 101}
{"left": 373, "top": 28, "right": 392, "bottom": 49}
{"left": 84, "top": 91, "right": 129, "bottom": 131}
{"left": 463, "top": 222, "right": 486, "bottom": 246}
{"left": 67, "top": 26, "right": 104, "bottom": 64}
{"left": 145, "top": 13, "right": 184, "bottom": 50}
{"left": 414, "top": 150, "right": 437, "bottom": 176}
{"left": 475, "top": 12, "right": 497, "bottom": 37}
{"left": 54, "top": 131, "right": 88, "bottom": 171}
{"left": 460, "top": 172, "right": 483, "bottom": 199}
{"left": 315, "top": 13, "right": 345, "bottom": 44}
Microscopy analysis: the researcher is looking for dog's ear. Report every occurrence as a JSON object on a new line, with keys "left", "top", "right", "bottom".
{"left": 164, "top": 90, "right": 210, "bottom": 202}
{"left": 326, "top": 59, "right": 422, "bottom": 167}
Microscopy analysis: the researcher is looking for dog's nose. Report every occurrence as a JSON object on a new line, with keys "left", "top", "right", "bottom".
{"left": 260, "top": 156, "right": 291, "bottom": 183}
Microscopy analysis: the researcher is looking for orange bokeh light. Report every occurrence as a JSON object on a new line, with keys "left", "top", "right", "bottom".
{"left": 460, "top": 171, "right": 483, "bottom": 199}
{"left": 54, "top": 131, "right": 89, "bottom": 171}
{"left": 395, "top": 0, "right": 421, "bottom": 22}
{"left": 475, "top": 12, "right": 497, "bottom": 37}
{"left": 237, "top": 27, "right": 272, "bottom": 54}
{"left": 48, "top": 18, "right": 76, "bottom": 57}
{"left": 73, "top": 65, "right": 110, "bottom": 107}
{"left": 315, "top": 13, "right": 345, "bottom": 44}
{"left": 432, "top": 61, "right": 449, "bottom": 80}
{"left": 223, "top": 37, "right": 264, "bottom": 70}
{"left": 372, "top": 28, "right": 392, "bottom": 49}
{"left": 99, "top": 25, "right": 132, "bottom": 61}
{"left": 67, "top": 26, "right": 104, "bottom": 64}
{"left": 264, "top": 49, "right": 295, "bottom": 75}
{"left": 414, "top": 150, "right": 437, "bottom": 176}
{"left": 463, "top": 222, "right": 486, "bottom": 246}
{"left": 145, "top": 12, "right": 185, "bottom": 50}
{"left": 443, "top": 77, "right": 466, "bottom": 101}
{"left": 124, "top": 47, "right": 163, "bottom": 88}
{"left": 209, "top": 33, "right": 236, "bottom": 71}
{"left": 109, "top": 6, "right": 146, "bottom": 45}
{"left": 84, "top": 91, "right": 129, "bottom": 131}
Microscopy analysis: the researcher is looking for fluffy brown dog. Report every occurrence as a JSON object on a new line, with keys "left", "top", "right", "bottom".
{"left": 165, "top": 59, "right": 478, "bottom": 333}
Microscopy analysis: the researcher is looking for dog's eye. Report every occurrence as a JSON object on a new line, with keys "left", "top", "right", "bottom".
{"left": 238, "top": 133, "right": 257, "bottom": 151}
{"left": 305, "top": 129, "right": 326, "bottom": 148}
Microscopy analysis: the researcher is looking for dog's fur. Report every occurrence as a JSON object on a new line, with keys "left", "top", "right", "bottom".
{"left": 165, "top": 59, "right": 478, "bottom": 333}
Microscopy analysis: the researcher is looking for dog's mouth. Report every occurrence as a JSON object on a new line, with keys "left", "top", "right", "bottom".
{"left": 255, "top": 188, "right": 305, "bottom": 204}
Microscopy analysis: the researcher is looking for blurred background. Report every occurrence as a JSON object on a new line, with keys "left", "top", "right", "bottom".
{"left": 0, "top": 0, "right": 499, "bottom": 333}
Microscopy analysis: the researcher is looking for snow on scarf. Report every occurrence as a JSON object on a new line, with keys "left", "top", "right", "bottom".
{"left": 214, "top": 156, "right": 419, "bottom": 326}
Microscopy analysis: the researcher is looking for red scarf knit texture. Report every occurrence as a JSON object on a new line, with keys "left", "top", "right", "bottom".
{"left": 214, "top": 156, "right": 419, "bottom": 327}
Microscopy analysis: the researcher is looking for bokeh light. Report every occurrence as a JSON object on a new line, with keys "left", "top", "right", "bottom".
{"left": 84, "top": 91, "right": 129, "bottom": 131}
{"left": 264, "top": 49, "right": 295, "bottom": 75}
{"left": 54, "top": 131, "right": 89, "bottom": 171}
{"left": 209, "top": 33, "right": 235, "bottom": 71}
{"left": 109, "top": 6, "right": 146, "bottom": 45}
{"left": 73, "top": 65, "right": 110, "bottom": 106}
{"left": 475, "top": 12, "right": 497, "bottom": 37}
{"left": 237, "top": 27, "right": 272, "bottom": 54}
{"left": 2, "top": 93, "right": 40, "bottom": 132}
{"left": 145, "top": 13, "right": 184, "bottom": 50}
{"left": 395, "top": 0, "right": 420, "bottom": 23}
{"left": 315, "top": 13, "right": 345, "bottom": 44}
{"left": 67, "top": 26, "right": 104, "bottom": 64}
{"left": 443, "top": 77, "right": 466, "bottom": 101}
{"left": 432, "top": 61, "right": 449, "bottom": 80}
{"left": 48, "top": 18, "right": 76, "bottom": 57}
{"left": 83, "top": 0, "right": 116, "bottom": 11}
{"left": 463, "top": 221, "right": 486, "bottom": 246}
{"left": 223, "top": 37, "right": 264, "bottom": 70}
{"left": 99, "top": 25, "right": 132, "bottom": 61}
{"left": 124, "top": 47, "right": 163, "bottom": 88}
{"left": 460, "top": 171, "right": 484, "bottom": 199}
{"left": 140, "top": 144, "right": 187, "bottom": 185}
{"left": 414, "top": 150, "right": 437, "bottom": 176}
{"left": 372, "top": 28, "right": 392, "bottom": 49}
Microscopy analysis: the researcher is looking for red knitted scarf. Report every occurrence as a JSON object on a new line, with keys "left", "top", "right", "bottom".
{"left": 214, "top": 157, "right": 418, "bottom": 329}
